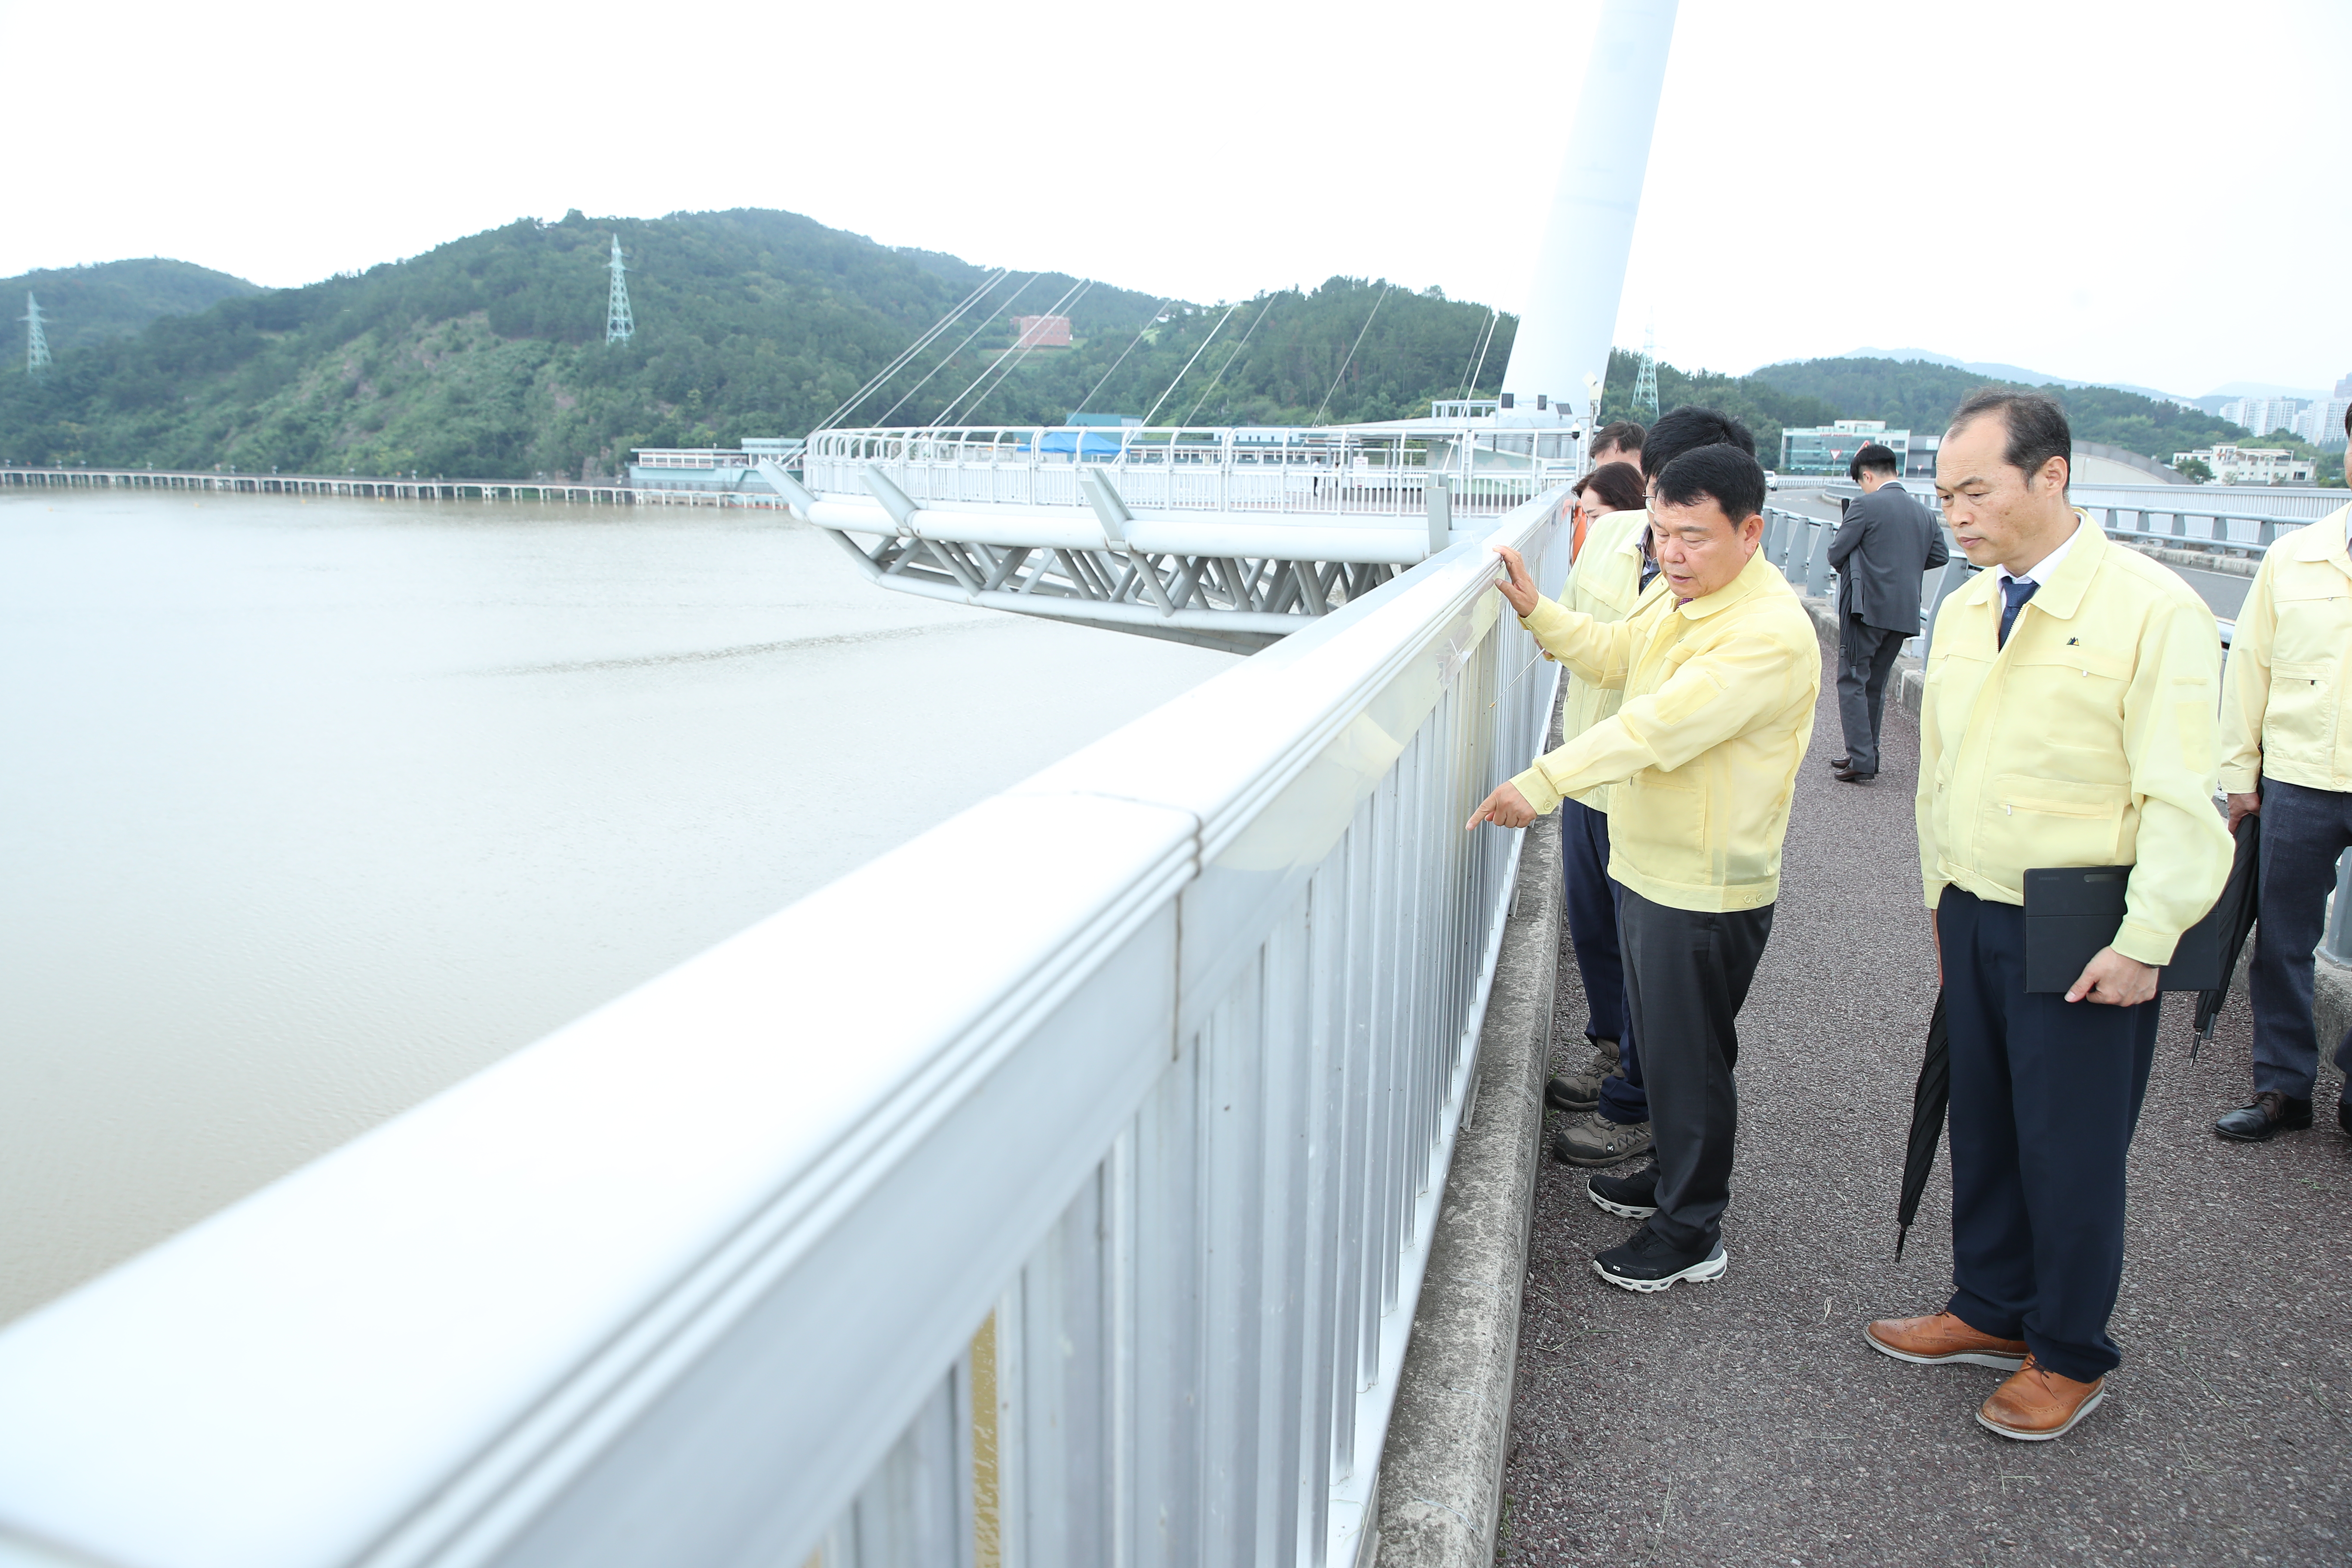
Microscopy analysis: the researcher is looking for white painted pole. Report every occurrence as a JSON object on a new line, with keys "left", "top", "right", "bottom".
{"left": 1500, "top": 0, "right": 1678, "bottom": 413}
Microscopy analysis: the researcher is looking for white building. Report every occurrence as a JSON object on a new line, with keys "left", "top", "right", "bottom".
{"left": 2292, "top": 396, "right": 2349, "bottom": 447}
{"left": 2221, "top": 396, "right": 2307, "bottom": 438}
{"left": 2170, "top": 444, "right": 2317, "bottom": 484}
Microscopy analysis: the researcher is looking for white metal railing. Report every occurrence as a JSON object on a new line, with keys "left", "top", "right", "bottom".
{"left": 0, "top": 488, "right": 1574, "bottom": 1568}
{"left": 803, "top": 426, "right": 1558, "bottom": 520}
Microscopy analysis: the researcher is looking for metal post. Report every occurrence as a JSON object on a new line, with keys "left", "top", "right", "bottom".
{"left": 1426, "top": 475, "right": 1454, "bottom": 557}
{"left": 1804, "top": 522, "right": 1834, "bottom": 597}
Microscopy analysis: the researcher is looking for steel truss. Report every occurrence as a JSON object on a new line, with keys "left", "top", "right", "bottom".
{"left": 821, "top": 526, "right": 1400, "bottom": 655}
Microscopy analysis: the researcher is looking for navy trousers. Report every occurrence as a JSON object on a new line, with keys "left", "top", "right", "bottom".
{"left": 1937, "top": 888, "right": 2159, "bottom": 1383}
{"left": 1559, "top": 797, "right": 1648, "bottom": 1123}
{"left": 2250, "top": 778, "right": 2352, "bottom": 1102}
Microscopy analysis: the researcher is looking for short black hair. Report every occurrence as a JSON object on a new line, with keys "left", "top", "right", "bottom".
{"left": 1849, "top": 443, "right": 1901, "bottom": 481}
{"left": 1574, "top": 460, "right": 1649, "bottom": 514}
{"left": 1654, "top": 444, "right": 1767, "bottom": 527}
{"left": 1642, "top": 406, "right": 1756, "bottom": 479}
{"left": 1948, "top": 388, "right": 2071, "bottom": 492}
{"left": 1591, "top": 420, "right": 1646, "bottom": 456}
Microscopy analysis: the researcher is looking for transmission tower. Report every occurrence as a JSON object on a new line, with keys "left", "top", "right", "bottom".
{"left": 604, "top": 236, "right": 635, "bottom": 345}
{"left": 1632, "top": 323, "right": 1659, "bottom": 422}
{"left": 22, "top": 292, "right": 52, "bottom": 373}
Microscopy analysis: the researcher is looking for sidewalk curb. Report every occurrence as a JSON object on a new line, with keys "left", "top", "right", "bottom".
{"left": 1373, "top": 760, "right": 1563, "bottom": 1566}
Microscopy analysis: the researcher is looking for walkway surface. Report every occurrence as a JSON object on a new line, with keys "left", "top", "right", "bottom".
{"left": 1500, "top": 644, "right": 2352, "bottom": 1567}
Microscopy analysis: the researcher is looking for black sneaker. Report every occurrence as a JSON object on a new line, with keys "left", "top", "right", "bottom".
{"left": 1586, "top": 1167, "right": 1658, "bottom": 1219}
{"left": 1592, "top": 1222, "right": 1726, "bottom": 1293}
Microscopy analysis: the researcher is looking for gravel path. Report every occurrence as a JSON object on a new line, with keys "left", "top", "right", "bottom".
{"left": 1499, "top": 646, "right": 2352, "bottom": 1567}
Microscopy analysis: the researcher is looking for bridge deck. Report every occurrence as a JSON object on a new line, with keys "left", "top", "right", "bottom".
{"left": 1503, "top": 644, "right": 2352, "bottom": 1565}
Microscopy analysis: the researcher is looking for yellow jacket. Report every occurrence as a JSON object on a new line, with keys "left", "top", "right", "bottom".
{"left": 1510, "top": 546, "right": 1821, "bottom": 913}
{"left": 2218, "top": 502, "right": 2352, "bottom": 796}
{"left": 1915, "top": 517, "right": 2231, "bottom": 966}
{"left": 1550, "top": 506, "right": 1661, "bottom": 809}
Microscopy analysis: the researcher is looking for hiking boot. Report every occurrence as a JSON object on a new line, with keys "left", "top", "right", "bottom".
{"left": 1864, "top": 1310, "right": 2027, "bottom": 1371}
{"left": 1586, "top": 1166, "right": 1658, "bottom": 1219}
{"left": 1545, "top": 1039, "right": 1621, "bottom": 1114}
{"left": 2214, "top": 1091, "right": 2312, "bottom": 1142}
{"left": 1550, "top": 1112, "right": 1652, "bottom": 1168}
{"left": 1592, "top": 1221, "right": 1725, "bottom": 1293}
{"left": 1977, "top": 1355, "right": 2105, "bottom": 1441}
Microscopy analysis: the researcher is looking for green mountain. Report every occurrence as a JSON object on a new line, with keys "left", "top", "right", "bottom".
{"left": 4, "top": 258, "right": 261, "bottom": 357}
{"left": 1595, "top": 349, "right": 1841, "bottom": 473}
{"left": 1749, "top": 356, "right": 2251, "bottom": 466}
{"left": 0, "top": 209, "right": 1516, "bottom": 480}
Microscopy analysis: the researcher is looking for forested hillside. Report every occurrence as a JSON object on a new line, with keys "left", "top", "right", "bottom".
{"left": 1595, "top": 349, "right": 1841, "bottom": 471}
{"left": 0, "top": 209, "right": 1515, "bottom": 479}
{"left": 2, "top": 258, "right": 261, "bottom": 357}
{"left": 1751, "top": 356, "right": 2251, "bottom": 465}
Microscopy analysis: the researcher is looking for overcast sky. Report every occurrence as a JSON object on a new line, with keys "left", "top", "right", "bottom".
{"left": 6, "top": 0, "right": 2343, "bottom": 398}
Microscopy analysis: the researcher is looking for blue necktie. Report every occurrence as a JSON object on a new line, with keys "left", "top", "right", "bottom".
{"left": 1998, "top": 576, "right": 2039, "bottom": 649}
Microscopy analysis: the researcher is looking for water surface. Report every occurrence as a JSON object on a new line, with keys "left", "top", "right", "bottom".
{"left": 0, "top": 491, "right": 1232, "bottom": 1322}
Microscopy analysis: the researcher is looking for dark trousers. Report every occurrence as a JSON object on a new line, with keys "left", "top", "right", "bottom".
{"left": 1559, "top": 798, "right": 1647, "bottom": 1123}
{"left": 1937, "top": 888, "right": 2159, "bottom": 1383}
{"left": 1835, "top": 617, "right": 1906, "bottom": 776}
{"left": 2250, "top": 778, "right": 2352, "bottom": 1101}
{"left": 1619, "top": 888, "right": 1772, "bottom": 1252}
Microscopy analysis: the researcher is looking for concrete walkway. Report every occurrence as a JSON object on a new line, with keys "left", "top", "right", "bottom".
{"left": 1500, "top": 646, "right": 2352, "bottom": 1566}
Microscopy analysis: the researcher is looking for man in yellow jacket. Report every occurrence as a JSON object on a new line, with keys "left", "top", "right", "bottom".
{"left": 1868, "top": 390, "right": 2231, "bottom": 1442}
{"left": 2212, "top": 462, "right": 2352, "bottom": 1143}
{"left": 1468, "top": 443, "right": 1819, "bottom": 1292}
{"left": 1545, "top": 407, "right": 1762, "bottom": 1172}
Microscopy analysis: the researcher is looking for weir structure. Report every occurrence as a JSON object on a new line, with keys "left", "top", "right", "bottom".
{"left": 0, "top": 7, "right": 1675, "bottom": 1568}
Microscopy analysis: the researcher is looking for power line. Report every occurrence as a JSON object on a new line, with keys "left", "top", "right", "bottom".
{"left": 1142, "top": 304, "right": 1240, "bottom": 426}
{"left": 1182, "top": 294, "right": 1280, "bottom": 426}
{"left": 1311, "top": 284, "right": 1390, "bottom": 426}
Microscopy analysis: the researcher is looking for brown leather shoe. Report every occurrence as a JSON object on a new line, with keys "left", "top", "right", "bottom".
{"left": 1978, "top": 1354, "right": 2105, "bottom": 1441}
{"left": 1833, "top": 767, "right": 1877, "bottom": 784}
{"left": 1863, "top": 1310, "right": 2027, "bottom": 1370}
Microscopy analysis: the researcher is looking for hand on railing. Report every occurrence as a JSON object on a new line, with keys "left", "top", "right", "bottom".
{"left": 1491, "top": 545, "right": 1539, "bottom": 618}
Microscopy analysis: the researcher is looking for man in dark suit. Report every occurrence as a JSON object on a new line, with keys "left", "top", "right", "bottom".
{"left": 1825, "top": 443, "right": 1948, "bottom": 782}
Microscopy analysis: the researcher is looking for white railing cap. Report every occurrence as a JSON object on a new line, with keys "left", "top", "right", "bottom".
{"left": 0, "top": 792, "right": 1197, "bottom": 1568}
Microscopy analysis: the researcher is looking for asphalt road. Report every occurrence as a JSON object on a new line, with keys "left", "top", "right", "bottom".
{"left": 1499, "top": 646, "right": 2352, "bottom": 1567}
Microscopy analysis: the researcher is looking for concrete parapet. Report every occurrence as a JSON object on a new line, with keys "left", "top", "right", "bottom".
{"left": 2315, "top": 949, "right": 2352, "bottom": 1072}
{"left": 1375, "top": 723, "right": 1564, "bottom": 1567}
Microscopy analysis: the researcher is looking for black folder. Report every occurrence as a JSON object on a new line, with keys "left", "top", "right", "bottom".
{"left": 2022, "top": 866, "right": 2223, "bottom": 994}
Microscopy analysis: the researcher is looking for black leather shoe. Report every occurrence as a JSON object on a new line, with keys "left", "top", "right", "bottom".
{"left": 1828, "top": 756, "right": 1851, "bottom": 770}
{"left": 1833, "top": 767, "right": 1877, "bottom": 784}
{"left": 2214, "top": 1091, "right": 2313, "bottom": 1142}
{"left": 2340, "top": 1095, "right": 2350, "bottom": 1137}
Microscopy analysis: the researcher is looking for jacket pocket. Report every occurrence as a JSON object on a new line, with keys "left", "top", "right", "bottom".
{"left": 1989, "top": 773, "right": 2127, "bottom": 868}
{"left": 2265, "top": 659, "right": 2339, "bottom": 774}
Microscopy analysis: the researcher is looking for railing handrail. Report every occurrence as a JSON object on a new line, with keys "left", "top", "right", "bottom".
{"left": 0, "top": 486, "right": 1574, "bottom": 1568}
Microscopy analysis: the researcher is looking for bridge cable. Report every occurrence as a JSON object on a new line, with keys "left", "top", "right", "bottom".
{"left": 873, "top": 273, "right": 1047, "bottom": 426}
{"left": 1311, "top": 284, "right": 1391, "bottom": 426}
{"left": 1463, "top": 307, "right": 1501, "bottom": 404}
{"left": 1181, "top": 293, "right": 1280, "bottom": 427}
{"left": 812, "top": 268, "right": 1010, "bottom": 433}
{"left": 933, "top": 276, "right": 1096, "bottom": 428}
{"left": 1071, "top": 297, "right": 1175, "bottom": 420}
{"left": 1455, "top": 306, "right": 1500, "bottom": 404}
{"left": 1142, "top": 303, "right": 1241, "bottom": 426}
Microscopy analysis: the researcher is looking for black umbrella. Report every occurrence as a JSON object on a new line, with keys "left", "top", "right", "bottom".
{"left": 1895, "top": 991, "right": 1949, "bottom": 1262}
{"left": 2192, "top": 812, "right": 2262, "bottom": 1059}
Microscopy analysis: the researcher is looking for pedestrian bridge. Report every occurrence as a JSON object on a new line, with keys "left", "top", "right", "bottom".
{"left": 0, "top": 485, "right": 1575, "bottom": 1568}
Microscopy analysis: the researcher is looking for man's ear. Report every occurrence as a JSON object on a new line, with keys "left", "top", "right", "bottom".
{"left": 1739, "top": 512, "right": 1765, "bottom": 547}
